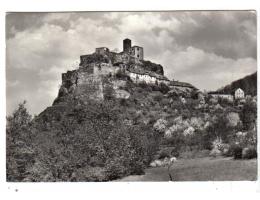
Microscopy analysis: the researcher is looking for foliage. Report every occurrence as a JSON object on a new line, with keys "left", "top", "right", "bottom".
{"left": 153, "top": 92, "right": 164, "bottom": 102}
{"left": 226, "top": 112, "right": 240, "bottom": 128}
{"left": 242, "top": 146, "right": 257, "bottom": 159}
{"left": 240, "top": 101, "right": 257, "bottom": 130}
{"left": 115, "top": 69, "right": 130, "bottom": 80}
{"left": 7, "top": 97, "right": 160, "bottom": 181}
{"left": 158, "top": 83, "right": 170, "bottom": 94}
{"left": 153, "top": 118, "right": 168, "bottom": 134}
{"left": 6, "top": 101, "right": 34, "bottom": 181}
{"left": 230, "top": 144, "right": 243, "bottom": 159}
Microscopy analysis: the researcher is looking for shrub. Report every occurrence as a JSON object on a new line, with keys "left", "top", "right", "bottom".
{"left": 242, "top": 146, "right": 257, "bottom": 159}
{"left": 119, "top": 98, "right": 128, "bottom": 106}
{"left": 226, "top": 112, "right": 240, "bottom": 128}
{"left": 157, "top": 147, "right": 177, "bottom": 159}
{"left": 153, "top": 118, "right": 168, "bottom": 134}
{"left": 103, "top": 83, "right": 115, "bottom": 100}
{"left": 105, "top": 158, "right": 127, "bottom": 180}
{"left": 209, "top": 148, "right": 222, "bottom": 157}
{"left": 157, "top": 150, "right": 170, "bottom": 159}
{"left": 115, "top": 70, "right": 129, "bottom": 80}
{"left": 240, "top": 101, "right": 257, "bottom": 130}
{"left": 153, "top": 93, "right": 163, "bottom": 102}
{"left": 182, "top": 109, "right": 192, "bottom": 119}
{"left": 158, "top": 83, "right": 170, "bottom": 94}
{"left": 138, "top": 82, "right": 152, "bottom": 91}
{"left": 230, "top": 144, "right": 243, "bottom": 159}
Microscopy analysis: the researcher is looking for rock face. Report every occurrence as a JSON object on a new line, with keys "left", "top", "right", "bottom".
{"left": 53, "top": 67, "right": 105, "bottom": 106}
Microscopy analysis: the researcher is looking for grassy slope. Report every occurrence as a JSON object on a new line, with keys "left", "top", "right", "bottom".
{"left": 117, "top": 157, "right": 257, "bottom": 181}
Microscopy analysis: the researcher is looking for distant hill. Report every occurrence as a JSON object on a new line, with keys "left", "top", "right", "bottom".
{"left": 215, "top": 72, "right": 257, "bottom": 96}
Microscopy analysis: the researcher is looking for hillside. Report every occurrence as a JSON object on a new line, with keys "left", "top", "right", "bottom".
{"left": 216, "top": 72, "right": 257, "bottom": 96}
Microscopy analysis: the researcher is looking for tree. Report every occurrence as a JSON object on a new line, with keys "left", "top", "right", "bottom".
{"left": 6, "top": 101, "right": 34, "bottom": 181}
{"left": 240, "top": 101, "right": 257, "bottom": 130}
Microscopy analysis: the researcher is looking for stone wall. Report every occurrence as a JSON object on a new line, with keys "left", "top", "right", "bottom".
{"left": 93, "top": 63, "right": 120, "bottom": 76}
{"left": 75, "top": 73, "right": 104, "bottom": 101}
{"left": 130, "top": 46, "right": 144, "bottom": 60}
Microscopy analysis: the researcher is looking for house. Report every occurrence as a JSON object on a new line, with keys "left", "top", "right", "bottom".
{"left": 126, "top": 68, "right": 169, "bottom": 85}
{"left": 234, "top": 88, "right": 245, "bottom": 99}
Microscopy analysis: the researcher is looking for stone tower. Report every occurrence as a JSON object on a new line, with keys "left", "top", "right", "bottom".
{"left": 123, "top": 38, "right": 131, "bottom": 53}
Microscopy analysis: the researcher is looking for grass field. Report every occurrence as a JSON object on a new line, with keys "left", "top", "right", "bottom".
{"left": 117, "top": 157, "right": 257, "bottom": 181}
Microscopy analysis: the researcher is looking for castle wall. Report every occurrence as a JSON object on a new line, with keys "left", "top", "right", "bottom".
{"left": 61, "top": 70, "right": 78, "bottom": 88}
{"left": 93, "top": 63, "right": 120, "bottom": 76}
{"left": 80, "top": 55, "right": 93, "bottom": 66}
{"left": 95, "top": 47, "right": 109, "bottom": 55}
{"left": 113, "top": 52, "right": 131, "bottom": 64}
{"left": 130, "top": 46, "right": 143, "bottom": 60}
{"left": 76, "top": 72, "right": 104, "bottom": 101}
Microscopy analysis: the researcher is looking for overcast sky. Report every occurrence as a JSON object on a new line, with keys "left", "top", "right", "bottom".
{"left": 6, "top": 11, "right": 257, "bottom": 115}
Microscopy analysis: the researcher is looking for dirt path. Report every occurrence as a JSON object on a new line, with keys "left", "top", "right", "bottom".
{"left": 116, "top": 157, "right": 257, "bottom": 181}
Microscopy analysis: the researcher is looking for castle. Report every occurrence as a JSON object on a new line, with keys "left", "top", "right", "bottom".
{"left": 78, "top": 38, "right": 171, "bottom": 85}
{"left": 59, "top": 39, "right": 196, "bottom": 102}
{"left": 94, "top": 38, "right": 143, "bottom": 60}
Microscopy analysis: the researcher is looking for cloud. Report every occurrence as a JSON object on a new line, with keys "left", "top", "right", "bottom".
{"left": 170, "top": 11, "right": 257, "bottom": 59}
{"left": 157, "top": 46, "right": 257, "bottom": 90}
{"left": 6, "top": 11, "right": 257, "bottom": 115}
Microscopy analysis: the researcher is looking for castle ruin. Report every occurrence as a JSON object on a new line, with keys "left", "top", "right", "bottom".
{"left": 59, "top": 39, "right": 196, "bottom": 103}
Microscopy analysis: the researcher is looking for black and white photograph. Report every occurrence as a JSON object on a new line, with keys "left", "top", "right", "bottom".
{"left": 5, "top": 10, "right": 257, "bottom": 183}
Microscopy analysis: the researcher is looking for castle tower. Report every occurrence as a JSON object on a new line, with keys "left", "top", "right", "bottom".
{"left": 123, "top": 38, "right": 131, "bottom": 53}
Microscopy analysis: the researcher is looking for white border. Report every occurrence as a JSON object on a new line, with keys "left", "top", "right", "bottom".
{"left": 1, "top": 0, "right": 260, "bottom": 198}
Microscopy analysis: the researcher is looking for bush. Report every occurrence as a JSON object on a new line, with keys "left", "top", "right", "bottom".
{"left": 138, "top": 82, "right": 152, "bottom": 91}
{"left": 153, "top": 93, "right": 163, "bottom": 102}
{"left": 230, "top": 144, "right": 243, "bottom": 159}
{"left": 105, "top": 158, "right": 127, "bottom": 180}
{"left": 115, "top": 70, "right": 130, "bottom": 80}
{"left": 153, "top": 118, "right": 168, "bottom": 133}
{"left": 158, "top": 83, "right": 170, "bottom": 94}
{"left": 242, "top": 146, "right": 257, "bottom": 159}
{"left": 240, "top": 101, "right": 257, "bottom": 130}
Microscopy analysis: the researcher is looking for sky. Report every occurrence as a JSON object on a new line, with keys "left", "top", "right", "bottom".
{"left": 6, "top": 11, "right": 257, "bottom": 115}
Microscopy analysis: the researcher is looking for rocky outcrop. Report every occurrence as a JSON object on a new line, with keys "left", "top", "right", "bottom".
{"left": 141, "top": 60, "right": 164, "bottom": 75}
